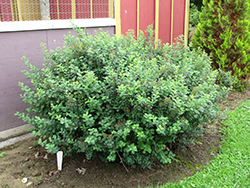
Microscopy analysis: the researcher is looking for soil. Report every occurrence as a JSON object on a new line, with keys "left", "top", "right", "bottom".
{"left": 1, "top": 88, "right": 250, "bottom": 188}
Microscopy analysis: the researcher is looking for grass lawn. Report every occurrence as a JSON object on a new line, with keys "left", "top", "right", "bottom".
{"left": 159, "top": 100, "right": 250, "bottom": 187}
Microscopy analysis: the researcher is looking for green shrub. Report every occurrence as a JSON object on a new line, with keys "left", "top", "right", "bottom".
{"left": 192, "top": 0, "right": 250, "bottom": 91}
{"left": 16, "top": 26, "right": 231, "bottom": 168}
{"left": 190, "top": 0, "right": 203, "bottom": 11}
{"left": 189, "top": 3, "right": 201, "bottom": 27}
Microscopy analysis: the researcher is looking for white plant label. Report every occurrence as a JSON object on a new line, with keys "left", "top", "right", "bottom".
{"left": 57, "top": 151, "right": 63, "bottom": 171}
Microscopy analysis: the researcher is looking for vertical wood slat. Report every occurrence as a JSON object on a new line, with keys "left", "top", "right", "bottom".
{"left": 184, "top": 0, "right": 190, "bottom": 46}
{"left": 171, "top": 0, "right": 174, "bottom": 45}
{"left": 115, "top": 0, "right": 121, "bottom": 36}
{"left": 136, "top": 0, "right": 139, "bottom": 36}
{"left": 155, "top": 0, "right": 159, "bottom": 43}
{"left": 16, "top": 0, "right": 22, "bottom": 21}
{"left": 108, "top": 0, "right": 113, "bottom": 18}
{"left": 72, "top": 0, "right": 76, "bottom": 19}
{"left": 56, "top": 0, "right": 60, "bottom": 19}
{"left": 90, "top": 0, "right": 93, "bottom": 18}
{"left": 10, "top": 0, "right": 15, "bottom": 21}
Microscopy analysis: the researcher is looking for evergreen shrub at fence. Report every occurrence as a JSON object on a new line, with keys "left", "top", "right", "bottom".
{"left": 192, "top": 0, "right": 250, "bottom": 91}
{"left": 16, "top": 26, "right": 232, "bottom": 168}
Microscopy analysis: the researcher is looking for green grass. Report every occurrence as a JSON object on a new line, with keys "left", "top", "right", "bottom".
{"left": 160, "top": 100, "right": 250, "bottom": 187}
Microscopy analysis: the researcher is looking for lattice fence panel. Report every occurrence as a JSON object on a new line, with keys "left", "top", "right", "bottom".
{"left": 0, "top": 0, "right": 114, "bottom": 21}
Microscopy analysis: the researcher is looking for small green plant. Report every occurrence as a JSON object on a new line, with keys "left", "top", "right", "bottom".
{"left": 38, "top": 176, "right": 43, "bottom": 181}
{"left": 16, "top": 25, "right": 231, "bottom": 168}
{"left": 0, "top": 151, "right": 7, "bottom": 157}
{"left": 192, "top": 0, "right": 250, "bottom": 91}
{"left": 34, "top": 141, "right": 39, "bottom": 147}
{"left": 174, "top": 156, "right": 183, "bottom": 163}
{"left": 195, "top": 163, "right": 203, "bottom": 169}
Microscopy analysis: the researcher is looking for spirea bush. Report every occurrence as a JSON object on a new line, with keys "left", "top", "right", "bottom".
{"left": 16, "top": 26, "right": 231, "bottom": 168}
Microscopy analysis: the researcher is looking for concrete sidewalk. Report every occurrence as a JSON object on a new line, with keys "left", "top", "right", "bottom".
{"left": 0, "top": 124, "right": 34, "bottom": 149}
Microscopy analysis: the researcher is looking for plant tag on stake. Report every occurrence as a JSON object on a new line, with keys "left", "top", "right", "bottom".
{"left": 57, "top": 151, "right": 63, "bottom": 171}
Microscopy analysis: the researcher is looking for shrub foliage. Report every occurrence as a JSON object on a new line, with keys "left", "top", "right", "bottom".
{"left": 16, "top": 26, "right": 231, "bottom": 168}
{"left": 192, "top": 0, "right": 250, "bottom": 90}
{"left": 191, "top": 0, "right": 203, "bottom": 10}
{"left": 189, "top": 3, "right": 201, "bottom": 27}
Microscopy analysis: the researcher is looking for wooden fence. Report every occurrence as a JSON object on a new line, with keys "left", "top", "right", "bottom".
{"left": 115, "top": 0, "right": 190, "bottom": 45}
